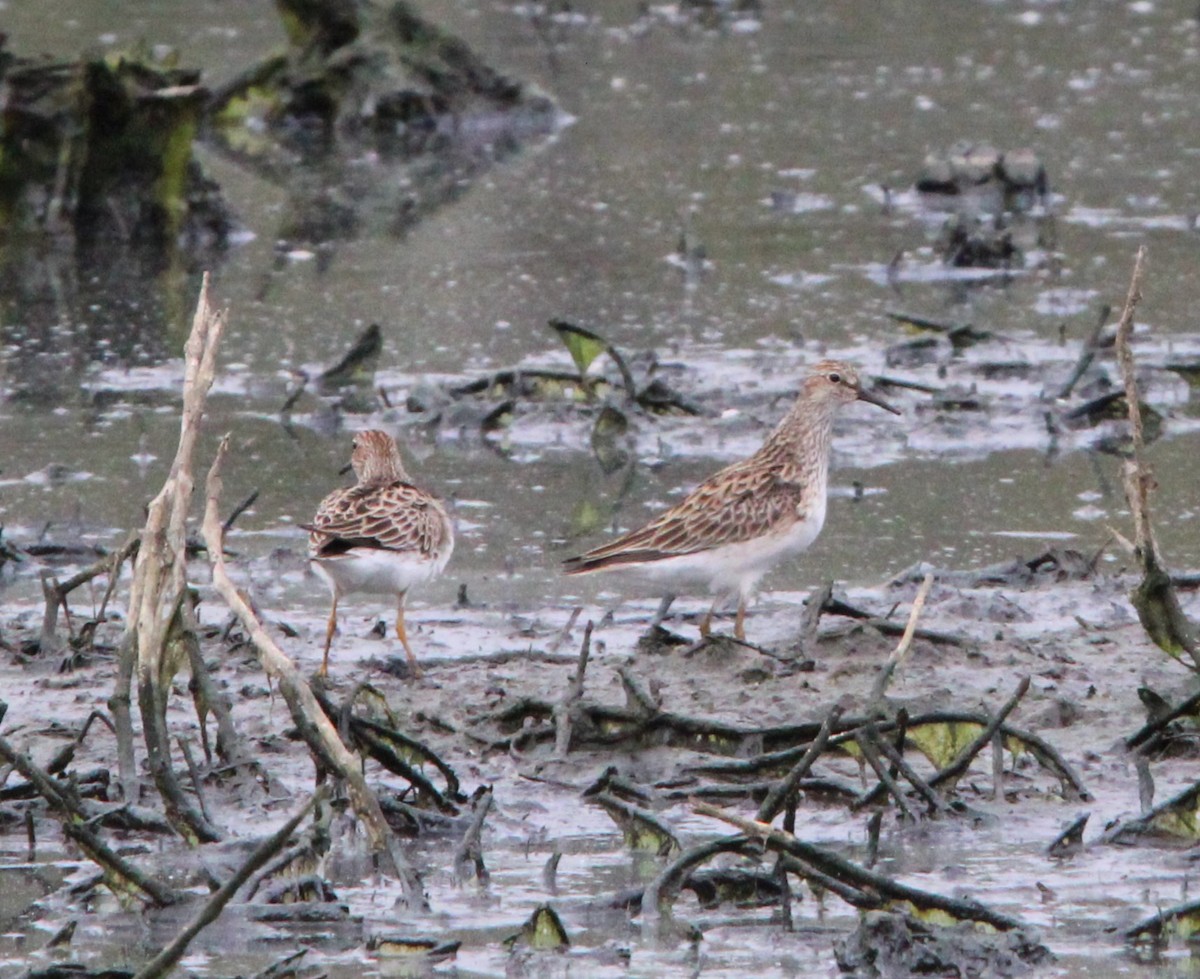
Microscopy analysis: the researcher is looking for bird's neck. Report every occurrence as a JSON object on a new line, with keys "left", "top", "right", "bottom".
{"left": 759, "top": 400, "right": 836, "bottom": 484}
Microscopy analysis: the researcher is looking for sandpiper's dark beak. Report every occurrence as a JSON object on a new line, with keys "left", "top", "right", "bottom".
{"left": 856, "top": 385, "right": 901, "bottom": 415}
{"left": 338, "top": 462, "right": 354, "bottom": 476}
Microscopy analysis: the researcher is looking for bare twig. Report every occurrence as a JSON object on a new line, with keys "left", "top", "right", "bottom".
{"left": 0, "top": 733, "right": 179, "bottom": 907}
{"left": 851, "top": 729, "right": 915, "bottom": 820}
{"left": 553, "top": 621, "right": 592, "bottom": 757}
{"left": 792, "top": 579, "right": 833, "bottom": 660}
{"left": 453, "top": 788, "right": 493, "bottom": 883}
{"left": 929, "top": 677, "right": 1031, "bottom": 791}
{"left": 1054, "top": 302, "right": 1111, "bottom": 400}
{"left": 756, "top": 706, "right": 841, "bottom": 823}
{"left": 640, "top": 835, "right": 759, "bottom": 936}
{"left": 692, "top": 801, "right": 1026, "bottom": 931}
{"left": 1112, "top": 246, "right": 1200, "bottom": 666}
{"left": 862, "top": 722, "right": 949, "bottom": 816}
{"left": 547, "top": 606, "right": 582, "bottom": 654}
{"left": 176, "top": 737, "right": 214, "bottom": 828}
{"left": 222, "top": 490, "right": 260, "bottom": 534}
{"left": 868, "top": 572, "right": 935, "bottom": 706}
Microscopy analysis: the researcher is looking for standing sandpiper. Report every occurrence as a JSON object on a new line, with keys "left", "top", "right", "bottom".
{"left": 308, "top": 430, "right": 454, "bottom": 676}
{"left": 562, "top": 360, "right": 899, "bottom": 640}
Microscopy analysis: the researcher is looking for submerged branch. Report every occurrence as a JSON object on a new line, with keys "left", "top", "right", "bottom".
{"left": 133, "top": 789, "right": 325, "bottom": 979}
{"left": 693, "top": 801, "right": 1026, "bottom": 931}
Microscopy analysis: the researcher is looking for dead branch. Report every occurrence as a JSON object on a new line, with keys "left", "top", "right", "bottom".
{"left": 822, "top": 595, "right": 966, "bottom": 648}
{"left": 1054, "top": 302, "right": 1111, "bottom": 400}
{"left": 121, "top": 273, "right": 225, "bottom": 843}
{"left": 929, "top": 677, "right": 1030, "bottom": 791}
{"left": 1111, "top": 246, "right": 1200, "bottom": 666}
{"left": 851, "top": 728, "right": 915, "bottom": 820}
{"left": 693, "top": 801, "right": 1026, "bottom": 931}
{"left": 0, "top": 733, "right": 179, "bottom": 907}
{"left": 854, "top": 720, "right": 949, "bottom": 817}
{"left": 40, "top": 537, "right": 139, "bottom": 654}
{"left": 640, "top": 835, "right": 759, "bottom": 935}
{"left": 1126, "top": 686, "right": 1200, "bottom": 752}
{"left": 868, "top": 572, "right": 935, "bottom": 706}
{"left": 553, "top": 620, "right": 592, "bottom": 757}
{"left": 132, "top": 789, "right": 325, "bottom": 979}
{"left": 756, "top": 706, "right": 841, "bottom": 823}
{"left": 792, "top": 579, "right": 833, "bottom": 660}
{"left": 201, "top": 434, "right": 425, "bottom": 906}
{"left": 453, "top": 788, "right": 493, "bottom": 883}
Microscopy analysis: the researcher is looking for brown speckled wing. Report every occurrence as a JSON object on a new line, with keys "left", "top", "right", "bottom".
{"left": 309, "top": 481, "right": 451, "bottom": 559}
{"left": 564, "top": 461, "right": 808, "bottom": 572}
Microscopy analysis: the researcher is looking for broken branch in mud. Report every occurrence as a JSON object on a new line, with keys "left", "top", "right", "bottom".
{"left": 1112, "top": 247, "right": 1200, "bottom": 666}
{"left": 0, "top": 733, "right": 179, "bottom": 907}
{"left": 755, "top": 707, "right": 842, "bottom": 824}
{"left": 453, "top": 788, "right": 493, "bottom": 883}
{"left": 791, "top": 579, "right": 833, "bottom": 661}
{"left": 121, "top": 272, "right": 225, "bottom": 844}
{"left": 553, "top": 620, "right": 593, "bottom": 757}
{"left": 312, "top": 685, "right": 460, "bottom": 811}
{"left": 1125, "top": 686, "right": 1200, "bottom": 752}
{"left": 640, "top": 835, "right": 761, "bottom": 934}
{"left": 201, "top": 434, "right": 424, "bottom": 906}
{"left": 133, "top": 788, "right": 325, "bottom": 979}
{"left": 852, "top": 727, "right": 916, "bottom": 820}
{"left": 822, "top": 594, "right": 967, "bottom": 648}
{"left": 590, "top": 791, "right": 681, "bottom": 857}
{"left": 38, "top": 534, "right": 140, "bottom": 654}
{"left": 928, "top": 676, "right": 1031, "bottom": 792}
{"left": 1054, "top": 302, "right": 1112, "bottom": 401}
{"left": 868, "top": 572, "right": 935, "bottom": 707}
{"left": 692, "top": 801, "right": 1026, "bottom": 931}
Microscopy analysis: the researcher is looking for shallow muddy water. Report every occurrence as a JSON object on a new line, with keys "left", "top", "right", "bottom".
{"left": 3, "top": 1, "right": 1200, "bottom": 977}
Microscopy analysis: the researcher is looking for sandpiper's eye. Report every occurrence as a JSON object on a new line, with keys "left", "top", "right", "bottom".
{"left": 828, "top": 372, "right": 841, "bottom": 384}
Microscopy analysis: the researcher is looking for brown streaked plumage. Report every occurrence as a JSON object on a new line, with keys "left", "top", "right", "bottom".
{"left": 563, "top": 360, "right": 899, "bottom": 640}
{"left": 309, "top": 430, "right": 454, "bottom": 676}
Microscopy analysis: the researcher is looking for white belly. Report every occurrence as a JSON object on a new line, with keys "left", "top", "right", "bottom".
{"left": 603, "top": 499, "right": 826, "bottom": 601}
{"left": 312, "top": 544, "right": 452, "bottom": 599}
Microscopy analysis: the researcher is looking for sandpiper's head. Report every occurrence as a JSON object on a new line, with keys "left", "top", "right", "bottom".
{"left": 804, "top": 360, "right": 900, "bottom": 414}
{"left": 349, "top": 430, "right": 409, "bottom": 484}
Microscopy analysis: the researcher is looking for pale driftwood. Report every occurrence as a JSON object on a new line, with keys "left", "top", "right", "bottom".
{"left": 120, "top": 273, "right": 225, "bottom": 842}
{"left": 200, "top": 434, "right": 424, "bottom": 906}
{"left": 868, "top": 571, "right": 935, "bottom": 706}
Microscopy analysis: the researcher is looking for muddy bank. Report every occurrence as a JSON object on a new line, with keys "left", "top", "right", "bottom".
{"left": 3, "top": 537, "right": 1200, "bottom": 977}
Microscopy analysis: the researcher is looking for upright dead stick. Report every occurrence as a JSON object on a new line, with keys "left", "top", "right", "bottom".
{"left": 121, "top": 273, "right": 225, "bottom": 843}
{"left": 1112, "top": 246, "right": 1200, "bottom": 666}
{"left": 553, "top": 621, "right": 592, "bottom": 757}
{"left": 201, "top": 435, "right": 424, "bottom": 906}
{"left": 868, "top": 572, "right": 935, "bottom": 706}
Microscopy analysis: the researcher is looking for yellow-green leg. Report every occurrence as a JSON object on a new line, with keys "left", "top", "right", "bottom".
{"left": 735, "top": 598, "right": 746, "bottom": 641}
